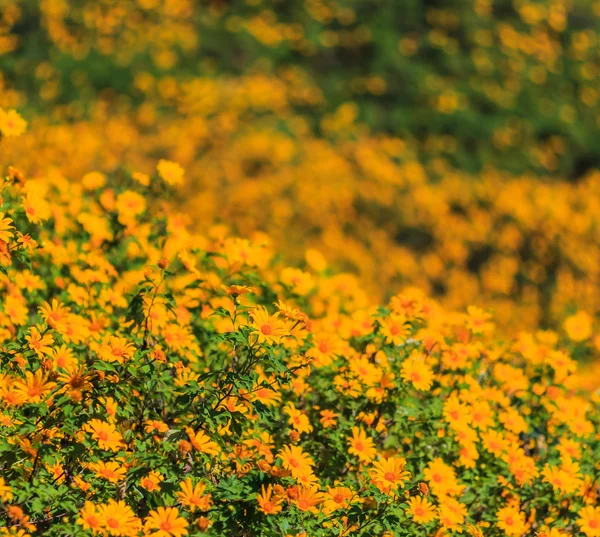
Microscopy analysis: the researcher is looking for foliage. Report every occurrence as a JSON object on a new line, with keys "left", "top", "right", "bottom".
{"left": 0, "top": 158, "right": 599, "bottom": 536}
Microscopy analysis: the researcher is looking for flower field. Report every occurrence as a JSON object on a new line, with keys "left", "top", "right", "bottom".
{"left": 1, "top": 1, "right": 600, "bottom": 536}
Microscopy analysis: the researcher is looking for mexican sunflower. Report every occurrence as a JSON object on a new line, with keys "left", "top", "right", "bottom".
{"left": 98, "top": 500, "right": 141, "bottom": 536}
{"left": 250, "top": 306, "right": 289, "bottom": 344}
{"left": 144, "top": 506, "right": 188, "bottom": 537}
{"left": 400, "top": 353, "right": 434, "bottom": 391}
{"left": 406, "top": 496, "right": 437, "bottom": 524}
{"left": 177, "top": 479, "right": 212, "bottom": 512}
{"left": 83, "top": 419, "right": 124, "bottom": 451}
{"left": 347, "top": 427, "right": 377, "bottom": 463}
{"left": 13, "top": 370, "right": 56, "bottom": 404}
{"left": 256, "top": 484, "right": 283, "bottom": 515}
{"left": 185, "top": 427, "right": 220, "bottom": 455}
{"left": 369, "top": 457, "right": 411, "bottom": 494}
{"left": 293, "top": 487, "right": 325, "bottom": 513}
{"left": 278, "top": 445, "right": 314, "bottom": 478}
{"left": 578, "top": 506, "right": 600, "bottom": 537}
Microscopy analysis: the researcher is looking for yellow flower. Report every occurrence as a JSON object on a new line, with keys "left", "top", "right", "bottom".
{"left": 347, "top": 427, "right": 377, "bottom": 463}
{"left": 564, "top": 311, "right": 592, "bottom": 342}
{"left": 406, "top": 496, "right": 437, "bottom": 524}
{"left": 0, "top": 213, "right": 14, "bottom": 243}
{"left": 496, "top": 505, "right": 527, "bottom": 537}
{"left": 256, "top": 484, "right": 283, "bottom": 515}
{"left": 144, "top": 507, "right": 188, "bottom": 537}
{"left": 157, "top": 159, "right": 184, "bottom": 186}
{"left": 83, "top": 419, "right": 124, "bottom": 451}
{"left": 21, "top": 192, "right": 51, "bottom": 224}
{"left": 185, "top": 427, "right": 220, "bottom": 455}
{"left": 98, "top": 499, "right": 141, "bottom": 536}
{"left": 401, "top": 353, "right": 434, "bottom": 391}
{"left": 0, "top": 109, "right": 27, "bottom": 137}
{"left": 369, "top": 457, "right": 410, "bottom": 494}
{"left": 177, "top": 479, "right": 212, "bottom": 512}
{"left": 578, "top": 506, "right": 600, "bottom": 537}
{"left": 250, "top": 306, "right": 289, "bottom": 344}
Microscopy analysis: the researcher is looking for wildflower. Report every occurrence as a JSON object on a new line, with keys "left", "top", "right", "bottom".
{"left": 401, "top": 353, "right": 434, "bottom": 391}
{"left": 319, "top": 409, "right": 338, "bottom": 428}
{"left": 144, "top": 506, "right": 188, "bottom": 537}
{"left": 0, "top": 477, "right": 13, "bottom": 502}
{"left": 0, "top": 109, "right": 27, "bottom": 137}
{"left": 564, "top": 311, "right": 592, "bottom": 342}
{"left": 278, "top": 445, "right": 314, "bottom": 478}
{"left": 21, "top": 192, "right": 51, "bottom": 224}
{"left": 250, "top": 306, "right": 288, "bottom": 344}
{"left": 76, "top": 502, "right": 102, "bottom": 533}
{"left": 25, "top": 327, "right": 53, "bottom": 358}
{"left": 285, "top": 404, "right": 313, "bottom": 434}
{"left": 98, "top": 500, "right": 141, "bottom": 536}
{"left": 379, "top": 313, "right": 410, "bottom": 345}
{"left": 347, "top": 427, "right": 377, "bottom": 463}
{"left": 577, "top": 506, "right": 600, "bottom": 537}
{"left": 370, "top": 457, "right": 410, "bottom": 494}
{"left": 256, "top": 484, "right": 283, "bottom": 515}
{"left": 157, "top": 159, "right": 184, "bottom": 186}
{"left": 185, "top": 427, "right": 219, "bottom": 455}
{"left": 48, "top": 345, "right": 77, "bottom": 370}
{"left": 140, "top": 470, "right": 164, "bottom": 492}
{"left": 177, "top": 479, "right": 212, "bottom": 511}
{"left": 98, "top": 336, "right": 136, "bottom": 363}
{"left": 496, "top": 505, "right": 527, "bottom": 536}
{"left": 116, "top": 190, "right": 146, "bottom": 223}
{"left": 293, "top": 487, "right": 325, "bottom": 513}
{"left": 83, "top": 419, "right": 124, "bottom": 451}
{"left": 322, "top": 486, "right": 354, "bottom": 514}
{"left": 89, "top": 461, "right": 127, "bottom": 483}
{"left": 466, "top": 306, "right": 495, "bottom": 335}
{"left": 39, "top": 299, "right": 70, "bottom": 331}
{"left": 13, "top": 370, "right": 55, "bottom": 403}
{"left": 406, "top": 496, "right": 437, "bottom": 524}
{"left": 0, "top": 213, "right": 14, "bottom": 243}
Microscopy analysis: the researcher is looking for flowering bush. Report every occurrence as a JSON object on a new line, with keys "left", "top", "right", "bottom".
{"left": 0, "top": 162, "right": 599, "bottom": 537}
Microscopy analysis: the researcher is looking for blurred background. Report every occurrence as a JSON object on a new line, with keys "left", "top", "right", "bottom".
{"left": 1, "top": 0, "right": 600, "bottom": 341}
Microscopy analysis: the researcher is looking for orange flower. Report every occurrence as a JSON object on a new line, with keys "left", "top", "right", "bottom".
{"left": 76, "top": 501, "right": 102, "bottom": 533}
{"left": 177, "top": 479, "right": 212, "bottom": 512}
{"left": 144, "top": 506, "right": 188, "bottom": 537}
{"left": 406, "top": 496, "right": 437, "bottom": 524}
{"left": 157, "top": 159, "right": 184, "bottom": 186}
{"left": 293, "top": 487, "right": 325, "bottom": 513}
{"left": 256, "top": 484, "right": 283, "bottom": 515}
{"left": 21, "top": 192, "right": 51, "bottom": 224}
{"left": 577, "top": 506, "right": 600, "bottom": 537}
{"left": 83, "top": 419, "right": 124, "bottom": 451}
{"left": 401, "top": 353, "right": 434, "bottom": 391}
{"left": 14, "top": 369, "right": 56, "bottom": 404}
{"left": 0, "top": 212, "right": 14, "bottom": 243}
{"left": 250, "top": 306, "right": 288, "bottom": 344}
{"left": 347, "top": 427, "right": 377, "bottom": 463}
{"left": 564, "top": 311, "right": 592, "bottom": 342}
{"left": 98, "top": 336, "right": 136, "bottom": 363}
{"left": 379, "top": 313, "right": 410, "bottom": 345}
{"left": 0, "top": 109, "right": 27, "bottom": 137}
{"left": 322, "top": 486, "right": 354, "bottom": 514}
{"left": 89, "top": 461, "right": 127, "bottom": 483}
{"left": 185, "top": 427, "right": 220, "bottom": 455}
{"left": 98, "top": 499, "right": 141, "bottom": 536}
{"left": 496, "top": 505, "right": 527, "bottom": 536}
{"left": 278, "top": 445, "right": 314, "bottom": 478}
{"left": 25, "top": 327, "right": 54, "bottom": 358}
{"left": 369, "top": 457, "right": 411, "bottom": 494}
{"left": 140, "top": 470, "right": 164, "bottom": 492}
